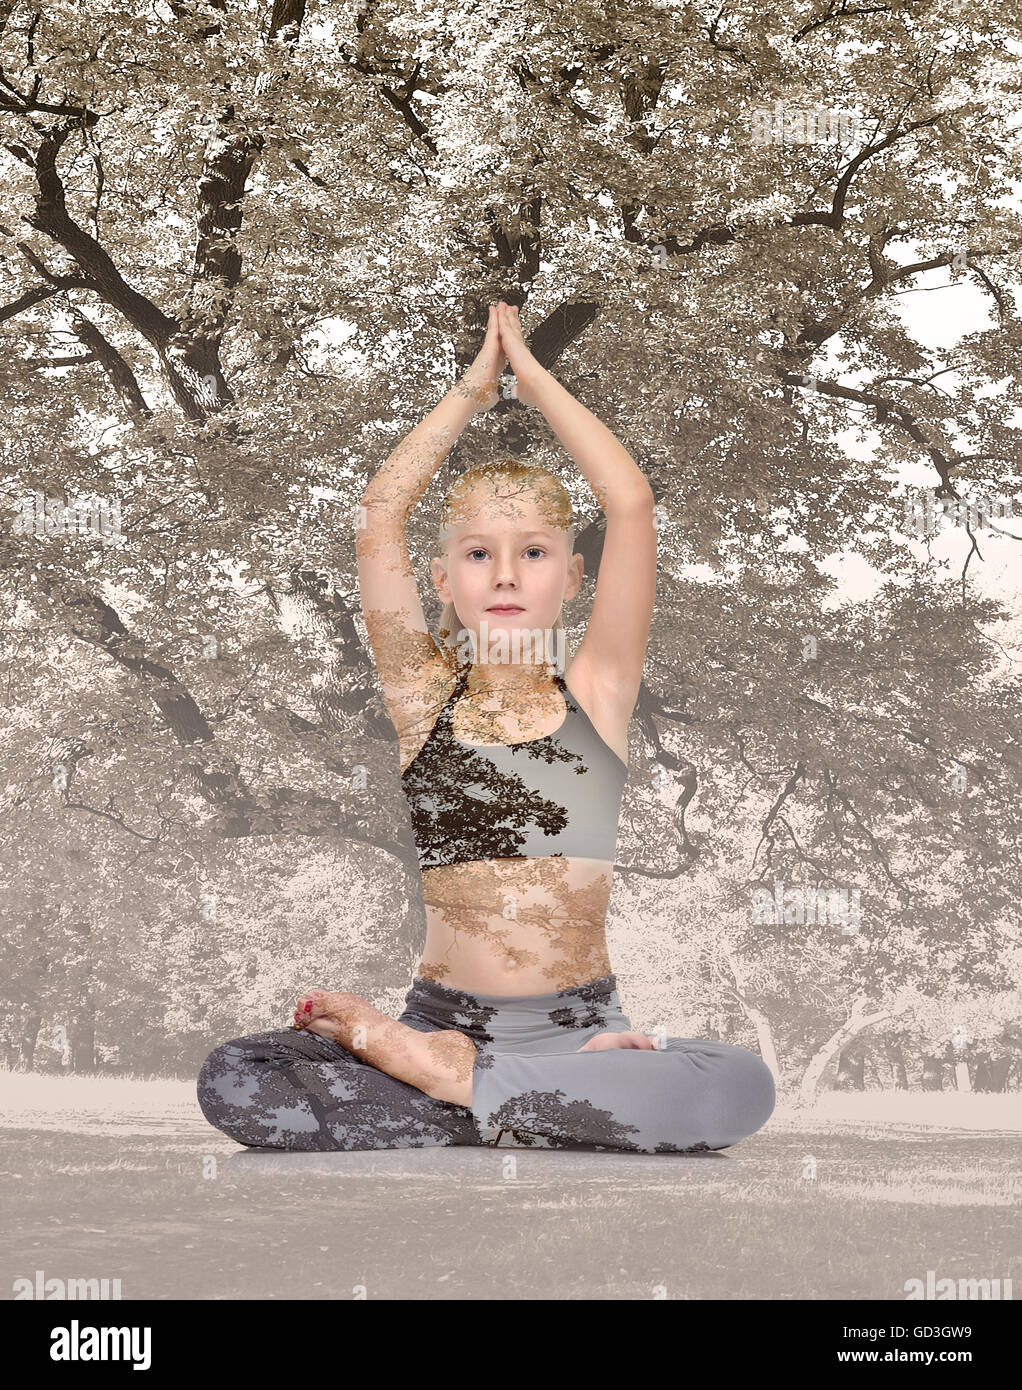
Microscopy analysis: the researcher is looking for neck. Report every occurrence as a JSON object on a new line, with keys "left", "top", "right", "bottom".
{"left": 462, "top": 659, "right": 562, "bottom": 695}
{"left": 456, "top": 617, "right": 566, "bottom": 682}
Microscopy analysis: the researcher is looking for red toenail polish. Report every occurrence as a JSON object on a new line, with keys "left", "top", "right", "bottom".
{"left": 304, "top": 1001, "right": 312, "bottom": 1012}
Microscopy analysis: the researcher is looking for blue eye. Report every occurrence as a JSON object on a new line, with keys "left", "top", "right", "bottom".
{"left": 467, "top": 548, "right": 489, "bottom": 561}
{"left": 524, "top": 547, "right": 545, "bottom": 559}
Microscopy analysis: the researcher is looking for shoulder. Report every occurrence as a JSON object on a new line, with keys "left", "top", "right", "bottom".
{"left": 395, "top": 656, "right": 463, "bottom": 774}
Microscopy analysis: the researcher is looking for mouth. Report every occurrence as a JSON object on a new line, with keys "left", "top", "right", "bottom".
{"left": 486, "top": 605, "right": 525, "bottom": 615}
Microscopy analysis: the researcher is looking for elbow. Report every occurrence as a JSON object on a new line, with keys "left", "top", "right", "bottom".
{"left": 358, "top": 490, "right": 409, "bottom": 529}
{"left": 359, "top": 481, "right": 387, "bottom": 510}
{"left": 609, "top": 483, "right": 655, "bottom": 516}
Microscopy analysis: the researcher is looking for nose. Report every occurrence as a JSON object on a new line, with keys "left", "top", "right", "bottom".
{"left": 492, "top": 558, "right": 520, "bottom": 588}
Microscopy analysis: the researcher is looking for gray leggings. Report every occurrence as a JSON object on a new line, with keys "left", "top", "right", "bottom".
{"left": 196, "top": 974, "right": 775, "bottom": 1153}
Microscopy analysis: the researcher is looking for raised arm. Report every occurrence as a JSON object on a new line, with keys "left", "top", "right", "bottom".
{"left": 357, "top": 305, "right": 507, "bottom": 756}
{"left": 494, "top": 301, "right": 656, "bottom": 717}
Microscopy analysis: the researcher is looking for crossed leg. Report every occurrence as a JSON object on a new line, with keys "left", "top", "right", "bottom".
{"left": 196, "top": 1024, "right": 480, "bottom": 1152}
{"left": 198, "top": 1022, "right": 776, "bottom": 1155}
{"left": 468, "top": 1036, "right": 777, "bottom": 1153}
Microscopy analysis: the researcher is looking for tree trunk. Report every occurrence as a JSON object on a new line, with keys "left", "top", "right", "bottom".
{"left": 921, "top": 1054, "right": 945, "bottom": 1091}
{"left": 722, "top": 948, "right": 781, "bottom": 1084}
{"left": 885, "top": 1038, "right": 908, "bottom": 1088}
{"left": 19, "top": 1010, "right": 41, "bottom": 1071}
{"left": 747, "top": 1006, "right": 780, "bottom": 1084}
{"left": 72, "top": 988, "right": 96, "bottom": 1073}
{"left": 863, "top": 1045, "right": 883, "bottom": 1090}
{"left": 988, "top": 1056, "right": 1012, "bottom": 1092}
{"left": 798, "top": 994, "right": 907, "bottom": 1103}
{"left": 835, "top": 1046, "right": 865, "bottom": 1091}
{"left": 973, "top": 1053, "right": 1011, "bottom": 1092}
{"left": 71, "top": 913, "right": 96, "bottom": 1073}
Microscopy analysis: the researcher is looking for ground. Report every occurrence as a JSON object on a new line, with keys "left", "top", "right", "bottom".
{"left": 1, "top": 1073, "right": 1018, "bottom": 1300}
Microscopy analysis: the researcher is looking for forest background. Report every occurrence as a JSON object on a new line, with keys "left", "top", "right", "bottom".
{"left": 1, "top": 0, "right": 1020, "bottom": 1101}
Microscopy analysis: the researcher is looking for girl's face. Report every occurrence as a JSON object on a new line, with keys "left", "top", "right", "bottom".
{"left": 432, "top": 482, "right": 582, "bottom": 641}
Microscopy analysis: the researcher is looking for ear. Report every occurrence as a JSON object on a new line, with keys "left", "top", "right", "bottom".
{"left": 430, "top": 556, "right": 451, "bottom": 601}
{"left": 564, "top": 552, "right": 584, "bottom": 602}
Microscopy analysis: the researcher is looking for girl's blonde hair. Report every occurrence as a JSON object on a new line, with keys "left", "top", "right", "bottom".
{"left": 435, "top": 459, "right": 576, "bottom": 664}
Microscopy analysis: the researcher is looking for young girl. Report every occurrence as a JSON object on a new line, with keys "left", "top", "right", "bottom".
{"left": 197, "top": 302, "right": 775, "bottom": 1152}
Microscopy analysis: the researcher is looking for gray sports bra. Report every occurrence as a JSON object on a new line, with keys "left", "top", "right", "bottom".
{"left": 400, "top": 669, "right": 628, "bottom": 871}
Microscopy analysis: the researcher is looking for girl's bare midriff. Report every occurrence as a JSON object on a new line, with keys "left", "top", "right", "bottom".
{"left": 415, "top": 856, "right": 615, "bottom": 995}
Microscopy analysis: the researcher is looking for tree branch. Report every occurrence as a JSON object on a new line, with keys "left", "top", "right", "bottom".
{"left": 0, "top": 278, "right": 84, "bottom": 322}
{"left": 69, "top": 310, "right": 151, "bottom": 419}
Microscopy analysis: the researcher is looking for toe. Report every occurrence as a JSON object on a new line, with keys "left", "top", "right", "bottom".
{"left": 295, "top": 989, "right": 327, "bottom": 1019}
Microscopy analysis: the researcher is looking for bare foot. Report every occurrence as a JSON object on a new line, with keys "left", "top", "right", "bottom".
{"left": 291, "top": 988, "right": 478, "bottom": 1105}
{"left": 576, "top": 1030, "right": 659, "bottom": 1051}
{"left": 292, "top": 988, "right": 356, "bottom": 1043}
{"left": 303, "top": 1016, "right": 346, "bottom": 1043}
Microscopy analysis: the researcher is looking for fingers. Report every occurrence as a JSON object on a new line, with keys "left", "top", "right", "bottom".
{"left": 576, "top": 1030, "right": 658, "bottom": 1051}
{"left": 483, "top": 303, "right": 509, "bottom": 363}
{"left": 491, "top": 305, "right": 509, "bottom": 363}
{"left": 494, "top": 303, "right": 529, "bottom": 375}
{"left": 496, "top": 300, "right": 523, "bottom": 337}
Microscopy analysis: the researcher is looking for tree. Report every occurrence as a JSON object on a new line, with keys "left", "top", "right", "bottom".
{"left": 2, "top": 2, "right": 1021, "bottom": 1075}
